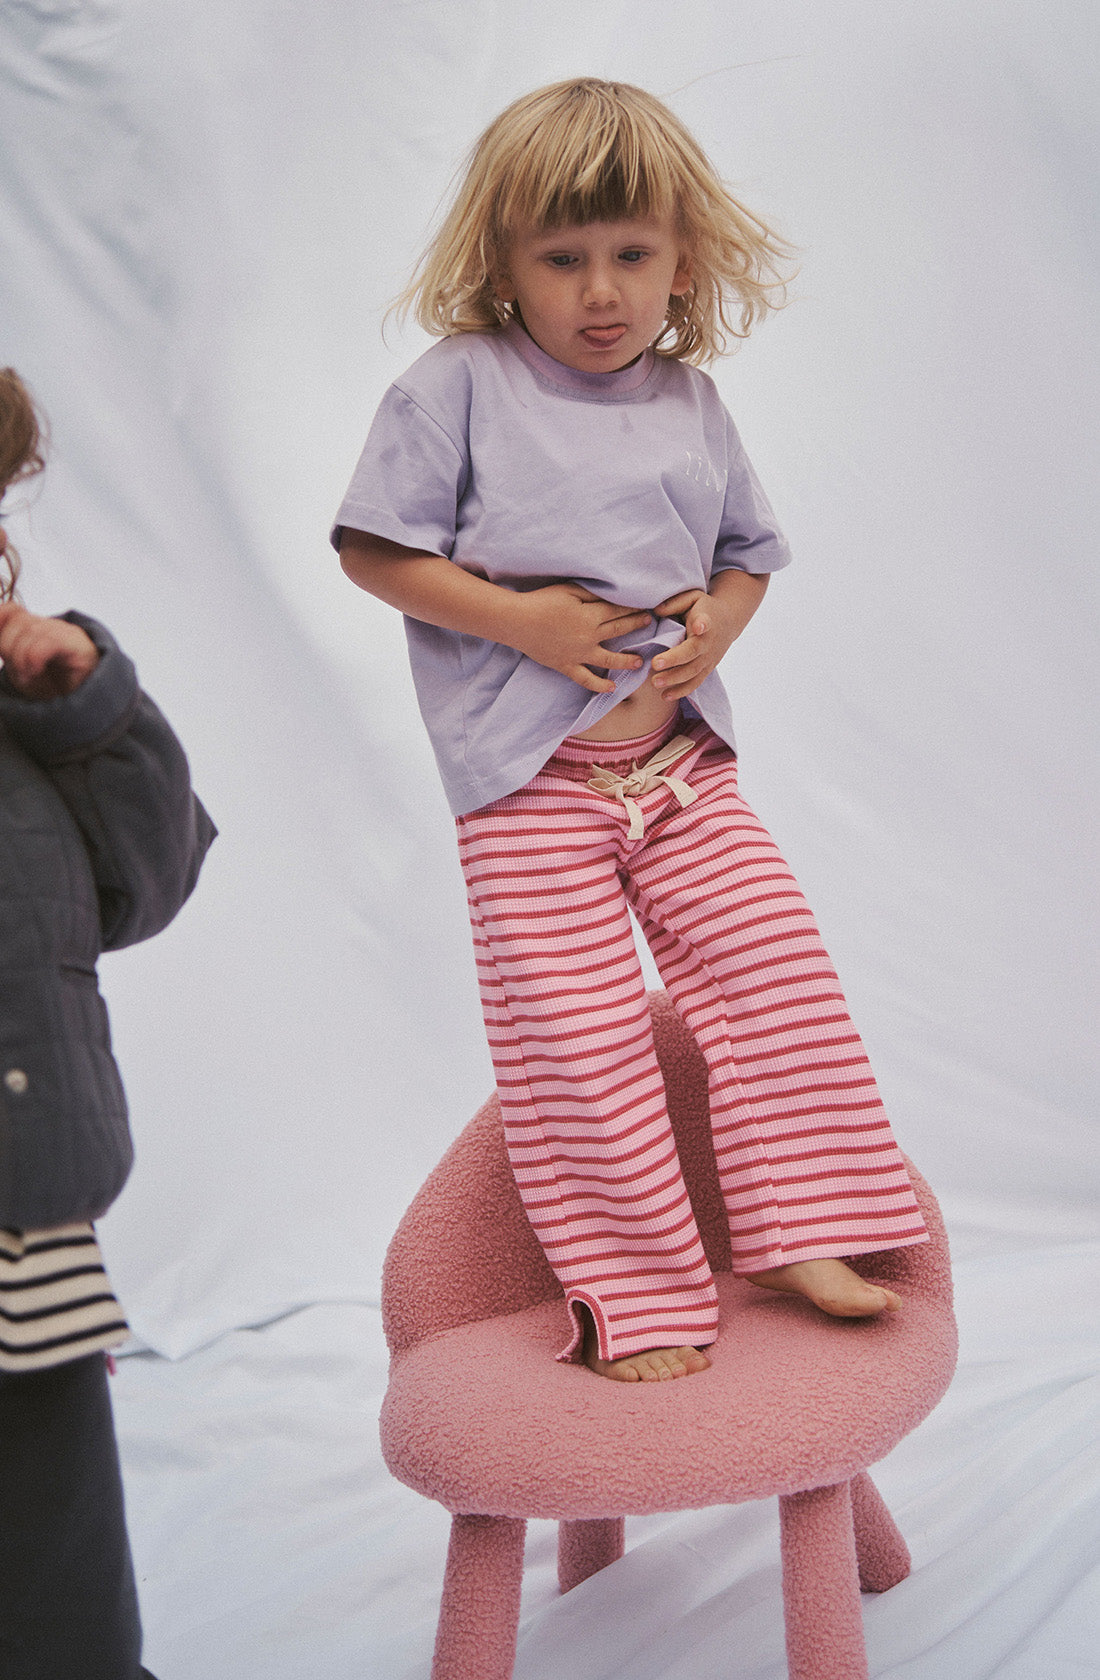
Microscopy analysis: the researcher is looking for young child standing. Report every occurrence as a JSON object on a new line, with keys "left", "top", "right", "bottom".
{"left": 1, "top": 366, "right": 215, "bottom": 1678}
{"left": 334, "top": 78, "right": 928, "bottom": 1383}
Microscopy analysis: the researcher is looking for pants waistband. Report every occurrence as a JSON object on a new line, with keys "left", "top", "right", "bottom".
{"left": 552, "top": 711, "right": 696, "bottom": 775}
{"left": 548, "top": 714, "right": 713, "bottom": 840}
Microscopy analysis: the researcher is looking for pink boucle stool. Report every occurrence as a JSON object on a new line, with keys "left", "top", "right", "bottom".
{"left": 380, "top": 992, "right": 957, "bottom": 1680}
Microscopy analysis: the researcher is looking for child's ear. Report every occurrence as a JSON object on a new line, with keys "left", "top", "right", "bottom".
{"left": 670, "top": 253, "right": 694, "bottom": 297}
{"left": 492, "top": 269, "right": 517, "bottom": 304}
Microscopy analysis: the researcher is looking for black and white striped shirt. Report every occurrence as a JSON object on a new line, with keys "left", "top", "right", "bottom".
{"left": 0, "top": 1223, "right": 129, "bottom": 1373}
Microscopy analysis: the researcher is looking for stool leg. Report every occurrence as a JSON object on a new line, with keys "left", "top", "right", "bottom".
{"left": 850, "top": 1469, "right": 911, "bottom": 1592}
{"left": 431, "top": 1514, "right": 526, "bottom": 1680}
{"left": 779, "top": 1481, "right": 868, "bottom": 1680}
{"left": 558, "top": 1517, "right": 625, "bottom": 1593}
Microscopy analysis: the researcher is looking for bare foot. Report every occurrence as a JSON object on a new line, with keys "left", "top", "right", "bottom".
{"left": 747, "top": 1258, "right": 901, "bottom": 1318}
{"left": 580, "top": 1309, "right": 712, "bottom": 1382}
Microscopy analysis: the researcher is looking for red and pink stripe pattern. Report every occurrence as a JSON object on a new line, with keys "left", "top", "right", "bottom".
{"left": 457, "top": 720, "right": 927, "bottom": 1363}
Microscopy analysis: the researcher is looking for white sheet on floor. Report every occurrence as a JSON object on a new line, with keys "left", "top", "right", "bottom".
{"left": 112, "top": 1246, "right": 1100, "bottom": 1680}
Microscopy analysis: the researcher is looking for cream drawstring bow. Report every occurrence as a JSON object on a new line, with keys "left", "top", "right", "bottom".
{"left": 586, "top": 734, "right": 699, "bottom": 840}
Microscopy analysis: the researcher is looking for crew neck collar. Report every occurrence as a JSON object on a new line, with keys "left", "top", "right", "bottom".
{"left": 502, "top": 317, "right": 655, "bottom": 396}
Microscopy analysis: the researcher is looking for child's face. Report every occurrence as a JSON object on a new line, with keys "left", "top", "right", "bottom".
{"left": 495, "top": 216, "right": 692, "bottom": 374}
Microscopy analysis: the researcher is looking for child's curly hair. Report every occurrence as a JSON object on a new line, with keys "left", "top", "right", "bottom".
{"left": 396, "top": 77, "right": 793, "bottom": 365}
{"left": 0, "top": 368, "right": 47, "bottom": 601}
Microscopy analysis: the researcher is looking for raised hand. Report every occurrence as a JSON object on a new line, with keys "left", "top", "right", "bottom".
{"left": 0, "top": 603, "right": 99, "bottom": 699}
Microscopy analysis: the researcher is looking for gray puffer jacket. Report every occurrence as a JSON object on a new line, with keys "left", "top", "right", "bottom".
{"left": 0, "top": 613, "right": 216, "bottom": 1228}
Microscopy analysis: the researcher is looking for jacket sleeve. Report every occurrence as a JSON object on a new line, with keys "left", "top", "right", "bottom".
{"left": 0, "top": 612, "right": 217, "bottom": 950}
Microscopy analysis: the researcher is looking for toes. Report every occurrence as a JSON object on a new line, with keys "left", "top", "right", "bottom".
{"left": 587, "top": 1343, "right": 712, "bottom": 1381}
{"left": 851, "top": 1283, "right": 901, "bottom": 1316}
{"left": 827, "top": 1283, "right": 902, "bottom": 1317}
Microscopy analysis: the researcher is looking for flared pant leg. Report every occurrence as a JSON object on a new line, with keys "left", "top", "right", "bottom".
{"left": 457, "top": 726, "right": 926, "bottom": 1362}
{"left": 622, "top": 735, "right": 928, "bottom": 1271}
{"left": 458, "top": 794, "right": 721, "bottom": 1362}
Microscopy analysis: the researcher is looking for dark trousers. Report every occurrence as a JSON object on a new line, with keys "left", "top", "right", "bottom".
{"left": 0, "top": 1352, "right": 154, "bottom": 1680}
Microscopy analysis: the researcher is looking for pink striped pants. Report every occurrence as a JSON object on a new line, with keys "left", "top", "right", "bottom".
{"left": 456, "top": 718, "right": 928, "bottom": 1362}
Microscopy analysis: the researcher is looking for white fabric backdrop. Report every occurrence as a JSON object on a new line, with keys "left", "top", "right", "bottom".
{"left": 2, "top": 5, "right": 1098, "bottom": 1675}
{"left": 3, "top": 0, "right": 1096, "bottom": 1352}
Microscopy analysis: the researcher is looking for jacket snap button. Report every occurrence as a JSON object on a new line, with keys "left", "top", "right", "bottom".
{"left": 3, "top": 1069, "right": 29, "bottom": 1096}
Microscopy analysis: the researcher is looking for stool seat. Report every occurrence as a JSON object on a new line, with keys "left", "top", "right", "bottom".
{"left": 383, "top": 1269, "right": 957, "bottom": 1520}
{"left": 379, "top": 994, "right": 957, "bottom": 1679}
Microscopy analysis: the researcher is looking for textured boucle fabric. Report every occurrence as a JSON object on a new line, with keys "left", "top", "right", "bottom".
{"left": 381, "top": 991, "right": 957, "bottom": 1680}
{"left": 849, "top": 1470, "right": 911, "bottom": 1591}
{"left": 381, "top": 991, "right": 956, "bottom": 1517}
{"left": 557, "top": 1518, "right": 625, "bottom": 1594}
{"left": 382, "top": 1266, "right": 955, "bottom": 1519}
{"left": 779, "top": 1482, "right": 869, "bottom": 1679}
{"left": 432, "top": 1514, "right": 525, "bottom": 1680}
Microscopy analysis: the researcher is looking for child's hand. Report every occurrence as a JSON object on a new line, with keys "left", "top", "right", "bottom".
{"left": 513, "top": 583, "right": 652, "bottom": 693}
{"left": 0, "top": 603, "right": 99, "bottom": 699}
{"left": 648, "top": 588, "right": 739, "bottom": 700}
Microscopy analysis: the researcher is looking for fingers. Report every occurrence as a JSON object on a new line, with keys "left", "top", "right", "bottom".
{"left": 599, "top": 647, "right": 646, "bottom": 671}
{"left": 0, "top": 603, "right": 34, "bottom": 671}
{"left": 650, "top": 595, "right": 724, "bottom": 698}
{"left": 596, "top": 606, "right": 652, "bottom": 638}
{"left": 0, "top": 609, "right": 99, "bottom": 698}
{"left": 653, "top": 588, "right": 705, "bottom": 620}
{"left": 653, "top": 666, "right": 704, "bottom": 699}
{"left": 568, "top": 586, "right": 650, "bottom": 625}
{"left": 652, "top": 630, "right": 699, "bottom": 674}
{"left": 684, "top": 601, "right": 712, "bottom": 639}
{"left": 651, "top": 632, "right": 709, "bottom": 698}
{"left": 568, "top": 645, "right": 641, "bottom": 693}
{"left": 570, "top": 665, "right": 617, "bottom": 694}
{"left": 521, "top": 586, "right": 654, "bottom": 690}
{"left": 0, "top": 600, "right": 28, "bottom": 641}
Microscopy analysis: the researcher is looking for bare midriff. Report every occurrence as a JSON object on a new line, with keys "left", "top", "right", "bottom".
{"left": 574, "top": 682, "right": 680, "bottom": 743}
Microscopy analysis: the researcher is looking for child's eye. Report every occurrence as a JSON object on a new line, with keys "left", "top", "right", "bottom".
{"left": 619, "top": 249, "right": 647, "bottom": 263}
{"left": 546, "top": 253, "right": 577, "bottom": 268}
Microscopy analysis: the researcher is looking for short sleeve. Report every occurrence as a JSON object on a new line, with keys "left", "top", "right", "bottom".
{"left": 331, "top": 384, "right": 469, "bottom": 558}
{"left": 711, "top": 412, "right": 792, "bottom": 576}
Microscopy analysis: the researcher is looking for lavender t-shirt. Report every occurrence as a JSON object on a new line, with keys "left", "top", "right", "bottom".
{"left": 333, "top": 320, "right": 790, "bottom": 815}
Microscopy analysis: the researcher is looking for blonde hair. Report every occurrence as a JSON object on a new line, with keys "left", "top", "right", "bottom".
{"left": 396, "top": 77, "right": 792, "bottom": 365}
{"left": 0, "top": 368, "right": 46, "bottom": 602}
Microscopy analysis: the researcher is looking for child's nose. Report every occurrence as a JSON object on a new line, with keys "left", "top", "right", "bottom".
{"left": 583, "top": 264, "right": 619, "bottom": 307}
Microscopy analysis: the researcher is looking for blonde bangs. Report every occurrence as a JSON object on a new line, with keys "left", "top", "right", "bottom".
{"left": 395, "top": 79, "right": 793, "bottom": 364}
{"left": 486, "top": 83, "right": 682, "bottom": 237}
